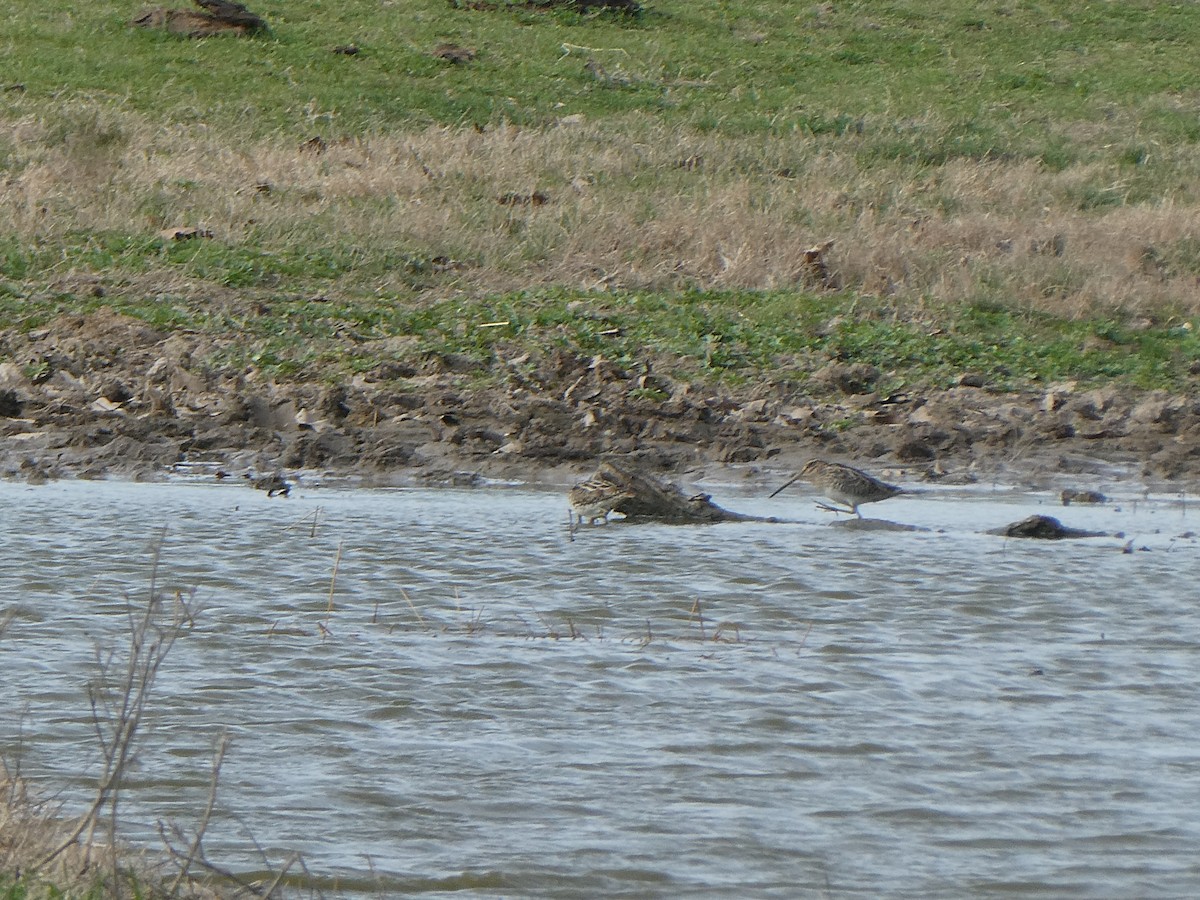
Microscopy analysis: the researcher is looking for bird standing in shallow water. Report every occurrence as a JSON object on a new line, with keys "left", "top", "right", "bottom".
{"left": 568, "top": 477, "right": 635, "bottom": 528}
{"left": 770, "top": 459, "right": 902, "bottom": 518}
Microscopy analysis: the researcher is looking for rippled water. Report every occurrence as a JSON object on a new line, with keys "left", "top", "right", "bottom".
{"left": 2, "top": 475, "right": 1199, "bottom": 897}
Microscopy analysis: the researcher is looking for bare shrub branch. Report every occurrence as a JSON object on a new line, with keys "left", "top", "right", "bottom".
{"left": 33, "top": 531, "right": 198, "bottom": 872}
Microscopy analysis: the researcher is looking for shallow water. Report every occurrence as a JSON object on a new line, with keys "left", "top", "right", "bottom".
{"left": 2, "top": 476, "right": 1199, "bottom": 897}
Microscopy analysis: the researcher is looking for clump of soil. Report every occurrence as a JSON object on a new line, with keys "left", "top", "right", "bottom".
{"left": 451, "top": 0, "right": 641, "bottom": 12}
{"left": 2, "top": 308, "right": 1199, "bottom": 490}
{"left": 133, "top": 0, "right": 267, "bottom": 38}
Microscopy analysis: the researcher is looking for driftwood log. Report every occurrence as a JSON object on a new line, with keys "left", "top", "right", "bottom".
{"left": 591, "top": 462, "right": 763, "bottom": 524}
{"left": 134, "top": 0, "right": 267, "bottom": 37}
{"left": 988, "top": 515, "right": 1106, "bottom": 540}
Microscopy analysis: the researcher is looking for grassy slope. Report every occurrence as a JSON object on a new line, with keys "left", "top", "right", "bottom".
{"left": 12, "top": 2, "right": 1200, "bottom": 137}
{"left": 3, "top": 0, "right": 1200, "bottom": 392}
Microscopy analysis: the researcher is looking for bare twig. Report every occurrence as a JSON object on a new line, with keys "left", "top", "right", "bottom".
{"left": 282, "top": 506, "right": 324, "bottom": 536}
{"left": 167, "top": 730, "right": 231, "bottom": 893}
{"left": 261, "top": 851, "right": 302, "bottom": 898}
{"left": 638, "top": 618, "right": 653, "bottom": 648}
{"left": 158, "top": 824, "right": 270, "bottom": 896}
{"left": 35, "top": 532, "right": 195, "bottom": 871}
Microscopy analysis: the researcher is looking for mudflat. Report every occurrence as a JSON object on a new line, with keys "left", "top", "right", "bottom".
{"left": 2, "top": 308, "right": 1195, "bottom": 492}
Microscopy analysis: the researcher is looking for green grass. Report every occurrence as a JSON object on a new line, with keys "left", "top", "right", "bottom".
{"left": 3, "top": 278, "right": 1196, "bottom": 393}
{"left": 7, "top": 0, "right": 1200, "bottom": 150}
{"left": 5, "top": 0, "right": 1200, "bottom": 396}
{"left": 0, "top": 869, "right": 167, "bottom": 900}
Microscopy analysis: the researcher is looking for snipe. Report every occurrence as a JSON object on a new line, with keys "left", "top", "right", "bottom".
{"left": 569, "top": 477, "right": 635, "bottom": 527}
{"left": 770, "top": 459, "right": 902, "bottom": 518}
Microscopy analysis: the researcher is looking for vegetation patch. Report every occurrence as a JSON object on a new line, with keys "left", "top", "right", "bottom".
{"left": 3, "top": 0, "right": 1200, "bottom": 479}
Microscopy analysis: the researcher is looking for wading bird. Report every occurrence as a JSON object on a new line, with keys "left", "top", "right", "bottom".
{"left": 770, "top": 459, "right": 902, "bottom": 518}
{"left": 568, "top": 476, "right": 635, "bottom": 528}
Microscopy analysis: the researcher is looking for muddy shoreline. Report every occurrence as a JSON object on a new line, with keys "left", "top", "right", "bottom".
{"left": 1, "top": 309, "right": 1197, "bottom": 492}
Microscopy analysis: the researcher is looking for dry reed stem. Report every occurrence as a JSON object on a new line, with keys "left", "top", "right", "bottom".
{"left": 688, "top": 597, "right": 706, "bottom": 639}
{"left": 5, "top": 105, "right": 1200, "bottom": 316}
{"left": 400, "top": 588, "right": 427, "bottom": 628}
{"left": 326, "top": 540, "right": 343, "bottom": 612}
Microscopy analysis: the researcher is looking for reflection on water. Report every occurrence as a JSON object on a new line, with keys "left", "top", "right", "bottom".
{"left": 2, "top": 477, "right": 1199, "bottom": 897}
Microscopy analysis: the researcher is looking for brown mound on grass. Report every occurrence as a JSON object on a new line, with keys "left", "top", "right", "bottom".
{"left": 133, "top": 0, "right": 266, "bottom": 38}
{"left": 452, "top": 0, "right": 640, "bottom": 13}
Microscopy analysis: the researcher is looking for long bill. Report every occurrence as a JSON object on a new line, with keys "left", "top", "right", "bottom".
{"left": 769, "top": 473, "right": 803, "bottom": 498}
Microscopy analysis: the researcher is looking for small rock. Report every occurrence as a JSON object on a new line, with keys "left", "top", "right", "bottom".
{"left": 433, "top": 44, "right": 476, "bottom": 64}
{"left": 97, "top": 378, "right": 134, "bottom": 404}
{"left": 1041, "top": 381, "right": 1076, "bottom": 412}
{"left": 894, "top": 438, "right": 935, "bottom": 462}
{"left": 812, "top": 362, "right": 879, "bottom": 395}
{"left": 833, "top": 518, "right": 929, "bottom": 533}
{"left": 0, "top": 389, "right": 22, "bottom": 418}
{"left": 577, "top": 0, "right": 641, "bottom": 10}
{"left": 158, "top": 226, "right": 213, "bottom": 242}
{"left": 1130, "top": 394, "right": 1180, "bottom": 428}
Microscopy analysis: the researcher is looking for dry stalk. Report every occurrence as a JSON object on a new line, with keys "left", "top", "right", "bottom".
{"left": 400, "top": 588, "right": 427, "bottom": 629}
{"left": 260, "top": 851, "right": 302, "bottom": 898}
{"left": 319, "top": 540, "right": 344, "bottom": 639}
{"left": 3, "top": 544, "right": 303, "bottom": 898}
{"left": 459, "top": 604, "right": 486, "bottom": 635}
{"left": 282, "top": 507, "right": 324, "bottom": 536}
{"left": 165, "top": 730, "right": 231, "bottom": 893}
{"left": 638, "top": 618, "right": 653, "bottom": 648}
{"left": 796, "top": 621, "right": 813, "bottom": 652}
{"left": 711, "top": 622, "right": 742, "bottom": 644}
{"left": 688, "top": 597, "right": 706, "bottom": 639}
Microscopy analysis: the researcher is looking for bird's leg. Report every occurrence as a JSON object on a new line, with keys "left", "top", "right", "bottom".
{"left": 814, "top": 500, "right": 851, "bottom": 515}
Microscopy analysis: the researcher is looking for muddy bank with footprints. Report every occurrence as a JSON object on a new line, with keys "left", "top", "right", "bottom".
{"left": 1, "top": 308, "right": 1198, "bottom": 494}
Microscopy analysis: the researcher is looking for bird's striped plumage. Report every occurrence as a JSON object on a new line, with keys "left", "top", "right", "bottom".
{"left": 569, "top": 476, "right": 635, "bottom": 526}
{"left": 770, "top": 459, "right": 902, "bottom": 518}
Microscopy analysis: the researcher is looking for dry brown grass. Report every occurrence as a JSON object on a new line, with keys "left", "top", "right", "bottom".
{"left": 4, "top": 102, "right": 1200, "bottom": 316}
{"left": 0, "top": 764, "right": 227, "bottom": 899}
